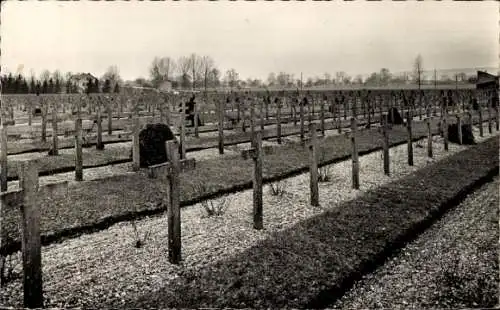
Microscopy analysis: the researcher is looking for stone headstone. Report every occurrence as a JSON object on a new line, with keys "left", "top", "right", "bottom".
{"left": 387, "top": 107, "right": 404, "bottom": 125}
{"left": 448, "top": 123, "right": 475, "bottom": 145}
{"left": 130, "top": 123, "right": 177, "bottom": 167}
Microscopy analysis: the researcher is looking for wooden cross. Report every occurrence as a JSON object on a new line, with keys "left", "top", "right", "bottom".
{"left": 146, "top": 140, "right": 196, "bottom": 265}
{"left": 1, "top": 162, "right": 68, "bottom": 308}
{"left": 240, "top": 131, "right": 275, "bottom": 230}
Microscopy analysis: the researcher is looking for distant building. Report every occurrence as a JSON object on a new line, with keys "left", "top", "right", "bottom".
{"left": 68, "top": 73, "right": 98, "bottom": 93}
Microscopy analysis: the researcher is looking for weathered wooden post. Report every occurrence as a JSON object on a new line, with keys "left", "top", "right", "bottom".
{"left": 0, "top": 124, "right": 7, "bottom": 191}
{"left": 75, "top": 117, "right": 83, "bottom": 181}
{"left": 96, "top": 101, "right": 103, "bottom": 150}
{"left": 308, "top": 123, "right": 319, "bottom": 206}
{"left": 241, "top": 131, "right": 264, "bottom": 230}
{"left": 456, "top": 115, "right": 462, "bottom": 145}
{"left": 28, "top": 101, "right": 32, "bottom": 126}
{"left": 260, "top": 97, "right": 265, "bottom": 130}
{"left": 276, "top": 98, "right": 282, "bottom": 144}
{"left": 310, "top": 96, "right": 315, "bottom": 123}
{"left": 320, "top": 99, "right": 325, "bottom": 136}
{"left": 179, "top": 100, "right": 186, "bottom": 160}
{"left": 107, "top": 99, "right": 113, "bottom": 135}
{"left": 443, "top": 115, "right": 449, "bottom": 151}
{"left": 148, "top": 145, "right": 196, "bottom": 263}
{"left": 406, "top": 111, "right": 413, "bottom": 166}
{"left": 496, "top": 105, "right": 500, "bottom": 131}
{"left": 478, "top": 104, "right": 484, "bottom": 137}
{"left": 337, "top": 102, "right": 342, "bottom": 134}
{"left": 18, "top": 161, "right": 43, "bottom": 309}
{"left": 427, "top": 117, "right": 433, "bottom": 158}
{"left": 166, "top": 140, "right": 181, "bottom": 264}
{"left": 265, "top": 96, "right": 269, "bottom": 120}
{"left": 351, "top": 117, "right": 359, "bottom": 189}
{"left": 218, "top": 101, "right": 224, "bottom": 155}
{"left": 51, "top": 104, "right": 59, "bottom": 155}
{"left": 487, "top": 104, "right": 492, "bottom": 134}
{"left": 300, "top": 100, "right": 305, "bottom": 142}
{"left": 41, "top": 104, "right": 47, "bottom": 143}
{"left": 194, "top": 100, "right": 199, "bottom": 138}
{"left": 382, "top": 114, "right": 390, "bottom": 176}
{"left": 366, "top": 98, "right": 371, "bottom": 129}
{"left": 132, "top": 112, "right": 141, "bottom": 171}
{"left": 250, "top": 98, "right": 256, "bottom": 140}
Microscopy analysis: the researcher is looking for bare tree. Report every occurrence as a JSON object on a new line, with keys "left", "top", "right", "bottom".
{"left": 413, "top": 54, "right": 424, "bottom": 90}
{"left": 354, "top": 75, "right": 364, "bottom": 85}
{"left": 267, "top": 72, "right": 277, "bottom": 86}
{"left": 200, "top": 55, "right": 215, "bottom": 92}
{"left": 103, "top": 65, "right": 121, "bottom": 86}
{"left": 209, "top": 68, "right": 221, "bottom": 88}
{"left": 150, "top": 58, "right": 175, "bottom": 88}
{"left": 324, "top": 73, "right": 331, "bottom": 86}
{"left": 40, "top": 69, "right": 51, "bottom": 82}
{"left": 189, "top": 53, "right": 203, "bottom": 90}
{"left": 177, "top": 56, "right": 191, "bottom": 89}
{"left": 335, "top": 71, "right": 346, "bottom": 85}
{"left": 225, "top": 69, "right": 239, "bottom": 91}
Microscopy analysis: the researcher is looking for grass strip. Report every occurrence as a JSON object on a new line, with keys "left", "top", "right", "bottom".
{"left": 124, "top": 136, "right": 499, "bottom": 309}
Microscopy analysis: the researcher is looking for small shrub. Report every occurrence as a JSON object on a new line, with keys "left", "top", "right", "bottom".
{"left": 269, "top": 180, "right": 287, "bottom": 196}
{"left": 194, "top": 182, "right": 231, "bottom": 217}
{"left": 318, "top": 166, "right": 331, "bottom": 182}
{"left": 318, "top": 148, "right": 332, "bottom": 183}
{"left": 0, "top": 253, "right": 21, "bottom": 285}
{"left": 201, "top": 196, "right": 231, "bottom": 217}
{"left": 130, "top": 219, "right": 151, "bottom": 248}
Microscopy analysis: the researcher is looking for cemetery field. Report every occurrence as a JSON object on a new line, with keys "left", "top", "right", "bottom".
{"left": 1, "top": 88, "right": 498, "bottom": 308}
{"left": 1, "top": 130, "right": 497, "bottom": 308}
{"left": 1, "top": 114, "right": 489, "bottom": 255}
{"left": 2, "top": 110, "right": 493, "bottom": 180}
{"left": 2, "top": 110, "right": 492, "bottom": 253}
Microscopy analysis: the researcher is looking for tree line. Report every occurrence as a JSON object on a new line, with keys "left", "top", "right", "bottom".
{"left": 1, "top": 65, "right": 122, "bottom": 94}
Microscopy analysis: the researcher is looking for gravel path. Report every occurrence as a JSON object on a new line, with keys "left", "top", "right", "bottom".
{"left": 331, "top": 177, "right": 499, "bottom": 309}
{"left": 0, "top": 129, "right": 497, "bottom": 308}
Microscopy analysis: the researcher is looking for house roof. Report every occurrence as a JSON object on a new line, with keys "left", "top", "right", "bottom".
{"left": 69, "top": 73, "right": 98, "bottom": 82}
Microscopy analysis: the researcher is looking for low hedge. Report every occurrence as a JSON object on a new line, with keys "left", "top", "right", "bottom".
{"left": 124, "top": 136, "right": 499, "bottom": 308}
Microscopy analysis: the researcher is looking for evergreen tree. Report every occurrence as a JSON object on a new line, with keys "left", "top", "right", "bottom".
{"left": 42, "top": 80, "right": 48, "bottom": 94}
{"left": 30, "top": 77, "right": 36, "bottom": 93}
{"left": 0, "top": 76, "right": 6, "bottom": 94}
{"left": 113, "top": 83, "right": 120, "bottom": 93}
{"left": 48, "top": 78, "right": 55, "bottom": 93}
{"left": 36, "top": 81, "right": 42, "bottom": 95}
{"left": 55, "top": 78, "right": 61, "bottom": 93}
{"left": 65, "top": 79, "right": 72, "bottom": 94}
{"left": 6, "top": 73, "right": 14, "bottom": 93}
{"left": 94, "top": 79, "right": 100, "bottom": 93}
{"left": 86, "top": 78, "right": 93, "bottom": 94}
{"left": 22, "top": 78, "right": 29, "bottom": 93}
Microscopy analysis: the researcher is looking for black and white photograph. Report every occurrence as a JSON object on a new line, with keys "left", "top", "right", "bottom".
{"left": 0, "top": 1, "right": 499, "bottom": 308}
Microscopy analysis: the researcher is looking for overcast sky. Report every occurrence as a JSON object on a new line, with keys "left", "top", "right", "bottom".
{"left": 1, "top": 1, "right": 498, "bottom": 81}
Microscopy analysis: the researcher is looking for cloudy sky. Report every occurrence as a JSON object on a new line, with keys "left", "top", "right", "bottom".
{"left": 1, "top": 1, "right": 498, "bottom": 81}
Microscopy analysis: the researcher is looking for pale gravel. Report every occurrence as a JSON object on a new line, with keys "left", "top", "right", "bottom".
{"left": 0, "top": 127, "right": 496, "bottom": 308}
{"left": 331, "top": 177, "right": 499, "bottom": 309}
